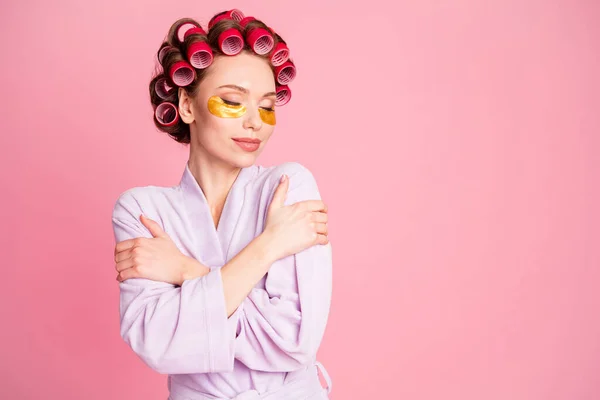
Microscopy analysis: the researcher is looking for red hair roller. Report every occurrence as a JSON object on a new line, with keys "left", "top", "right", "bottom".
{"left": 270, "top": 42, "right": 290, "bottom": 67}
{"left": 158, "top": 45, "right": 173, "bottom": 64}
{"left": 187, "top": 41, "right": 213, "bottom": 69}
{"left": 275, "top": 60, "right": 296, "bottom": 85}
{"left": 183, "top": 26, "right": 207, "bottom": 40}
{"left": 169, "top": 60, "right": 196, "bottom": 86}
{"left": 177, "top": 22, "right": 201, "bottom": 42}
{"left": 155, "top": 77, "right": 173, "bottom": 100}
{"left": 218, "top": 28, "right": 244, "bottom": 55}
{"left": 155, "top": 102, "right": 179, "bottom": 126}
{"left": 246, "top": 27, "right": 274, "bottom": 55}
{"left": 239, "top": 16, "right": 256, "bottom": 28}
{"left": 208, "top": 9, "right": 245, "bottom": 29}
{"left": 275, "top": 85, "right": 292, "bottom": 106}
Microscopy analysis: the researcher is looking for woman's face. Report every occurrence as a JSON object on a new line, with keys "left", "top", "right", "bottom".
{"left": 180, "top": 52, "right": 277, "bottom": 168}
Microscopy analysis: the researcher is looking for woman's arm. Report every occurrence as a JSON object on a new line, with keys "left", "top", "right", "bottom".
{"left": 112, "top": 193, "right": 237, "bottom": 375}
{"left": 181, "top": 231, "right": 280, "bottom": 316}
{"left": 226, "top": 164, "right": 333, "bottom": 372}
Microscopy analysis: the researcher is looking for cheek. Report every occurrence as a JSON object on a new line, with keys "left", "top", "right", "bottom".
{"left": 261, "top": 124, "right": 275, "bottom": 140}
{"left": 193, "top": 107, "right": 239, "bottom": 145}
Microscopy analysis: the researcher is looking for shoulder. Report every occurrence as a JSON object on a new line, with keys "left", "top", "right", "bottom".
{"left": 112, "top": 184, "right": 176, "bottom": 221}
{"left": 253, "top": 161, "right": 322, "bottom": 203}
{"left": 254, "top": 161, "right": 318, "bottom": 188}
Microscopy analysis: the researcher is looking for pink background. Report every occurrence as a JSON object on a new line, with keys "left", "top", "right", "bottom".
{"left": 1, "top": 0, "right": 598, "bottom": 399}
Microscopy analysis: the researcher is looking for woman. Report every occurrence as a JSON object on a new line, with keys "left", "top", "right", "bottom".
{"left": 111, "top": 9, "right": 333, "bottom": 400}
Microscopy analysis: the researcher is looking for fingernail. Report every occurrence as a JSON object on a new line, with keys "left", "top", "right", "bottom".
{"left": 280, "top": 174, "right": 287, "bottom": 183}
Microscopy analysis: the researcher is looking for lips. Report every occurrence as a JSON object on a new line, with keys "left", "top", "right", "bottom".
{"left": 232, "top": 138, "right": 261, "bottom": 144}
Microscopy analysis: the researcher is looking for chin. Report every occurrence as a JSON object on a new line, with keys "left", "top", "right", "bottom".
{"left": 219, "top": 151, "right": 257, "bottom": 169}
{"left": 232, "top": 154, "right": 258, "bottom": 168}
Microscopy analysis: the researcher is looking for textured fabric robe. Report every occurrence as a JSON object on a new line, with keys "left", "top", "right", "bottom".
{"left": 111, "top": 161, "right": 333, "bottom": 399}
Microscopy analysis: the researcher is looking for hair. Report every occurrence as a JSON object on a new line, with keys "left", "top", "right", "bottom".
{"left": 149, "top": 12, "right": 290, "bottom": 144}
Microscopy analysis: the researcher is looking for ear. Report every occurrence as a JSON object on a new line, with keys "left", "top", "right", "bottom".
{"left": 178, "top": 87, "right": 195, "bottom": 124}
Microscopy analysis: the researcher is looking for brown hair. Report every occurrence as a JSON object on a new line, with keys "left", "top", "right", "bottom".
{"left": 149, "top": 13, "right": 289, "bottom": 144}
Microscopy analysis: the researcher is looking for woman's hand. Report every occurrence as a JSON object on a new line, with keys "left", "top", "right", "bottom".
{"left": 114, "top": 215, "right": 210, "bottom": 285}
{"left": 262, "top": 174, "right": 329, "bottom": 261}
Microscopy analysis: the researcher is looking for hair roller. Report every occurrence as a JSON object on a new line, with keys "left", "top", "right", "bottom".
{"left": 176, "top": 21, "right": 202, "bottom": 43}
{"left": 275, "top": 85, "right": 292, "bottom": 106}
{"left": 270, "top": 42, "right": 290, "bottom": 67}
{"left": 187, "top": 41, "right": 213, "bottom": 69}
{"left": 157, "top": 44, "right": 174, "bottom": 64}
{"left": 239, "top": 16, "right": 256, "bottom": 28}
{"left": 183, "top": 26, "right": 207, "bottom": 39}
{"left": 275, "top": 60, "right": 296, "bottom": 85}
{"left": 218, "top": 28, "right": 244, "bottom": 55}
{"left": 169, "top": 60, "right": 196, "bottom": 86}
{"left": 154, "top": 77, "right": 173, "bottom": 100}
{"left": 208, "top": 9, "right": 245, "bottom": 29}
{"left": 246, "top": 27, "right": 274, "bottom": 55}
{"left": 155, "top": 102, "right": 179, "bottom": 126}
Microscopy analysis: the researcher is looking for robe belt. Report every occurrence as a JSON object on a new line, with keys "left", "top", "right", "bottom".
{"left": 169, "top": 361, "right": 331, "bottom": 400}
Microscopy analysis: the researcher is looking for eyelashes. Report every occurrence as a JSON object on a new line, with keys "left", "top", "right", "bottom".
{"left": 221, "top": 98, "right": 242, "bottom": 107}
{"left": 207, "top": 96, "right": 276, "bottom": 125}
{"left": 223, "top": 98, "right": 274, "bottom": 112}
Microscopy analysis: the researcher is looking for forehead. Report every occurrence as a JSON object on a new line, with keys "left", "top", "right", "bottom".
{"left": 201, "top": 52, "right": 276, "bottom": 92}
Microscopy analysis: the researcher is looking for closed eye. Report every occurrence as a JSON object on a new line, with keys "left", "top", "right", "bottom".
{"left": 221, "top": 98, "right": 242, "bottom": 106}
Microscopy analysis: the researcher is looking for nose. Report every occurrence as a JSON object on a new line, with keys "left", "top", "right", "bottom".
{"left": 242, "top": 106, "right": 263, "bottom": 132}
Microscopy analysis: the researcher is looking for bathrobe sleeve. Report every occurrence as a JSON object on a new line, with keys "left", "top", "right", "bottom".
{"left": 230, "top": 163, "right": 333, "bottom": 372}
{"left": 112, "top": 191, "right": 235, "bottom": 375}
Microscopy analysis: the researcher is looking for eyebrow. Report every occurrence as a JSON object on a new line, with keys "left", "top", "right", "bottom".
{"left": 217, "top": 84, "right": 276, "bottom": 98}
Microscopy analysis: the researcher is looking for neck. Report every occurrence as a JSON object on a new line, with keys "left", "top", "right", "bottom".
{"left": 187, "top": 147, "right": 241, "bottom": 211}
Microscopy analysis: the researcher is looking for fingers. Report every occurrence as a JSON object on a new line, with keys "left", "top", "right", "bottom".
{"left": 316, "top": 233, "right": 329, "bottom": 245}
{"left": 114, "top": 237, "right": 146, "bottom": 256}
{"left": 140, "top": 215, "right": 167, "bottom": 238}
{"left": 311, "top": 211, "right": 328, "bottom": 223}
{"left": 116, "top": 266, "right": 138, "bottom": 282}
{"left": 300, "top": 200, "right": 328, "bottom": 213}
{"left": 114, "top": 239, "right": 147, "bottom": 262}
{"left": 269, "top": 174, "right": 289, "bottom": 209}
{"left": 313, "top": 222, "right": 328, "bottom": 235}
{"left": 115, "top": 257, "right": 135, "bottom": 273}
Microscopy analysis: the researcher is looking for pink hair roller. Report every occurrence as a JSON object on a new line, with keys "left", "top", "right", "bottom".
{"left": 155, "top": 102, "right": 179, "bottom": 126}
{"left": 270, "top": 42, "right": 290, "bottom": 67}
{"left": 246, "top": 27, "right": 274, "bottom": 55}
{"left": 183, "top": 26, "right": 207, "bottom": 39}
{"left": 158, "top": 45, "right": 173, "bottom": 64}
{"left": 209, "top": 9, "right": 245, "bottom": 29}
{"left": 218, "top": 28, "right": 244, "bottom": 55}
{"left": 275, "top": 60, "right": 296, "bottom": 85}
{"left": 275, "top": 85, "right": 292, "bottom": 106}
{"left": 187, "top": 41, "right": 213, "bottom": 69}
{"left": 155, "top": 77, "right": 173, "bottom": 100}
{"left": 169, "top": 60, "right": 196, "bottom": 86}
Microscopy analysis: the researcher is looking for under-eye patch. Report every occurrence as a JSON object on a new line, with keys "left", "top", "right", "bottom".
{"left": 258, "top": 108, "right": 276, "bottom": 125}
{"left": 207, "top": 96, "right": 246, "bottom": 118}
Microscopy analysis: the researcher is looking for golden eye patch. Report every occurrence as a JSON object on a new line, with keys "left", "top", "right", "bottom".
{"left": 258, "top": 108, "right": 276, "bottom": 125}
{"left": 207, "top": 96, "right": 246, "bottom": 118}
{"left": 208, "top": 96, "right": 276, "bottom": 125}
